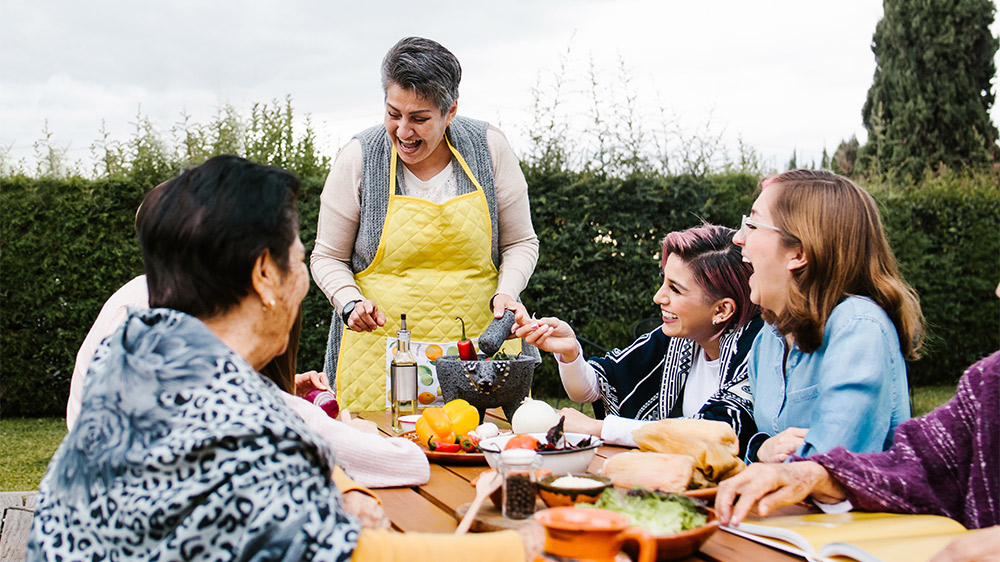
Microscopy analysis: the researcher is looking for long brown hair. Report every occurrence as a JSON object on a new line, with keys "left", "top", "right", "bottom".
{"left": 764, "top": 170, "right": 924, "bottom": 359}
{"left": 259, "top": 307, "right": 302, "bottom": 394}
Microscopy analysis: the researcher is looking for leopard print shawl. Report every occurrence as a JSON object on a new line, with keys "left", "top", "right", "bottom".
{"left": 27, "top": 308, "right": 359, "bottom": 561}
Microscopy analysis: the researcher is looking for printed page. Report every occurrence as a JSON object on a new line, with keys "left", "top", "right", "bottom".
{"left": 730, "top": 512, "right": 966, "bottom": 554}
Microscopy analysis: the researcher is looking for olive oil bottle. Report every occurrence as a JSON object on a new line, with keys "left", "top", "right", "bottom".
{"left": 390, "top": 314, "right": 418, "bottom": 432}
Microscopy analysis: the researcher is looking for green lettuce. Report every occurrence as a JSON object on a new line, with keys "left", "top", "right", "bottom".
{"left": 585, "top": 487, "right": 707, "bottom": 535}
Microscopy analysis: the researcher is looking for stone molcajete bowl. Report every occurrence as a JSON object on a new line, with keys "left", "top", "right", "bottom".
{"left": 435, "top": 354, "right": 536, "bottom": 422}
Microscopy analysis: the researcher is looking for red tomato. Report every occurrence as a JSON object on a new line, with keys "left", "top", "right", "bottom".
{"left": 503, "top": 434, "right": 541, "bottom": 451}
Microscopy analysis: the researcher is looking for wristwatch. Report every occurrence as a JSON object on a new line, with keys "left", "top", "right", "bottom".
{"left": 341, "top": 300, "right": 362, "bottom": 325}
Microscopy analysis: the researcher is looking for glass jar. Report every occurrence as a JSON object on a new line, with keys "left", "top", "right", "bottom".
{"left": 498, "top": 448, "right": 541, "bottom": 519}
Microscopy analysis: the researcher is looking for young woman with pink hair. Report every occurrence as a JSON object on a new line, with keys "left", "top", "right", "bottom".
{"left": 514, "top": 224, "right": 763, "bottom": 454}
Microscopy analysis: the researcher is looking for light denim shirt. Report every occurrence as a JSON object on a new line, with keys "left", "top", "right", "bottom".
{"left": 747, "top": 296, "right": 910, "bottom": 461}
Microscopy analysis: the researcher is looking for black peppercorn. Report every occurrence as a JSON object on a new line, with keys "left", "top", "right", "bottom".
{"left": 503, "top": 473, "right": 536, "bottom": 519}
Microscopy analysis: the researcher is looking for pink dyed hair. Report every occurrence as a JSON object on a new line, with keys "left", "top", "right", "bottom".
{"left": 660, "top": 224, "right": 760, "bottom": 332}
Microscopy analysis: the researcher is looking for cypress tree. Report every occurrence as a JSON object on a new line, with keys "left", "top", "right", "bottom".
{"left": 859, "top": 0, "right": 999, "bottom": 178}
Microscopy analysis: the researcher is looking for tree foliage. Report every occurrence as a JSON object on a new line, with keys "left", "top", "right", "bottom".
{"left": 859, "top": 0, "right": 1000, "bottom": 179}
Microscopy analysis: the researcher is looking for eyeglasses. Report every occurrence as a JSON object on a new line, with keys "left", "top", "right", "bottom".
{"left": 739, "top": 215, "right": 782, "bottom": 235}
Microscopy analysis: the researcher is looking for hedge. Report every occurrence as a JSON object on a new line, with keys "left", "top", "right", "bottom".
{"left": 2, "top": 168, "right": 997, "bottom": 416}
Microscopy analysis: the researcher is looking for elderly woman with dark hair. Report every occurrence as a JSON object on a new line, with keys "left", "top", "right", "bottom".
{"left": 28, "top": 156, "right": 539, "bottom": 561}
{"left": 311, "top": 36, "right": 539, "bottom": 411}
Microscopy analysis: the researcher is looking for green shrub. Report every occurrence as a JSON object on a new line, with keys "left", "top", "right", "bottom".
{"left": 1, "top": 176, "right": 147, "bottom": 416}
{"left": 2, "top": 169, "right": 996, "bottom": 416}
{"left": 867, "top": 170, "right": 1000, "bottom": 385}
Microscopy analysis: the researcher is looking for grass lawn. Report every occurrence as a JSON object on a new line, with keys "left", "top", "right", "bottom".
{"left": 0, "top": 385, "right": 953, "bottom": 492}
{"left": 912, "top": 385, "right": 956, "bottom": 417}
{"left": 1, "top": 417, "right": 66, "bottom": 492}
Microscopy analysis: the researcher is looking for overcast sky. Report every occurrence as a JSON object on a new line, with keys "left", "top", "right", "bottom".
{"left": 2, "top": 0, "right": 998, "bottom": 174}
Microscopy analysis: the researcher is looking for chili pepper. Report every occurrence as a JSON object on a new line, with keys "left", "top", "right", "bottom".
{"left": 456, "top": 316, "right": 478, "bottom": 361}
{"left": 428, "top": 438, "right": 461, "bottom": 453}
{"left": 459, "top": 434, "right": 480, "bottom": 453}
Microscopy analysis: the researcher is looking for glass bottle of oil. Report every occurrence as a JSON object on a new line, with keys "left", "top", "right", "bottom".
{"left": 390, "top": 313, "right": 418, "bottom": 432}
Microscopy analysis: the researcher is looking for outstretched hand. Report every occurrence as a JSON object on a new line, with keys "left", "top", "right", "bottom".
{"left": 512, "top": 314, "right": 580, "bottom": 361}
{"left": 294, "top": 370, "right": 331, "bottom": 397}
{"left": 557, "top": 407, "right": 603, "bottom": 437}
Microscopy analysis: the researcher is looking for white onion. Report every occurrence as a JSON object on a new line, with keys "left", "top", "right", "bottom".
{"left": 475, "top": 422, "right": 499, "bottom": 439}
{"left": 510, "top": 397, "right": 559, "bottom": 434}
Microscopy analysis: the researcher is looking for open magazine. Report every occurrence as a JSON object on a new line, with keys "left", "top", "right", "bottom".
{"left": 723, "top": 512, "right": 970, "bottom": 562}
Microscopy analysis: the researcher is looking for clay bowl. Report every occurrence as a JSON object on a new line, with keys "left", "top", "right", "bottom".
{"left": 625, "top": 507, "right": 720, "bottom": 561}
{"left": 537, "top": 474, "right": 613, "bottom": 507}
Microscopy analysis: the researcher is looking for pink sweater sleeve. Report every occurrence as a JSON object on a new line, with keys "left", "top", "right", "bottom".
{"left": 282, "top": 393, "right": 431, "bottom": 488}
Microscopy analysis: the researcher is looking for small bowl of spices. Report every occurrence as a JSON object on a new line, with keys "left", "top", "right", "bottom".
{"left": 538, "top": 473, "right": 613, "bottom": 507}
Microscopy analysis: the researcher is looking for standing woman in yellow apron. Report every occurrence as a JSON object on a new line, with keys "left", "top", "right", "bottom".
{"left": 310, "top": 37, "right": 540, "bottom": 411}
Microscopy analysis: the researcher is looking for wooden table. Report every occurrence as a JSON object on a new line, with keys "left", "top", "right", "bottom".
{"left": 356, "top": 410, "right": 804, "bottom": 562}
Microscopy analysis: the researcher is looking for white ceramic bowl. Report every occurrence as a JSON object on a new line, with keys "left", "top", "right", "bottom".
{"left": 398, "top": 414, "right": 421, "bottom": 433}
{"left": 477, "top": 432, "right": 603, "bottom": 475}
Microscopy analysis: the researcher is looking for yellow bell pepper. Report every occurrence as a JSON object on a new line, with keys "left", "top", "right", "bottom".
{"left": 443, "top": 399, "right": 480, "bottom": 436}
{"left": 415, "top": 399, "right": 480, "bottom": 447}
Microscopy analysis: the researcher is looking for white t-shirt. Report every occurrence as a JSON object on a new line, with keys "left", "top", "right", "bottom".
{"left": 682, "top": 349, "right": 721, "bottom": 417}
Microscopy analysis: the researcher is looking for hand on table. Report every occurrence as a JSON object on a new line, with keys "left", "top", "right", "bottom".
{"left": 757, "top": 427, "right": 808, "bottom": 463}
{"left": 513, "top": 315, "right": 580, "bottom": 361}
{"left": 715, "top": 461, "right": 847, "bottom": 526}
{"left": 342, "top": 490, "right": 390, "bottom": 529}
{"left": 928, "top": 525, "right": 1000, "bottom": 561}
{"left": 557, "top": 407, "right": 603, "bottom": 437}
{"left": 294, "top": 370, "right": 331, "bottom": 397}
{"left": 346, "top": 299, "right": 386, "bottom": 332}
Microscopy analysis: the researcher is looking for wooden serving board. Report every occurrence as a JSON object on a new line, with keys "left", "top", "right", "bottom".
{"left": 454, "top": 500, "right": 548, "bottom": 532}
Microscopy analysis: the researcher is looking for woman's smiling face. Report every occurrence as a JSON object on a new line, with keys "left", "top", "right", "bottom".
{"left": 733, "top": 186, "right": 801, "bottom": 317}
{"left": 384, "top": 82, "right": 456, "bottom": 177}
{"left": 653, "top": 253, "right": 720, "bottom": 345}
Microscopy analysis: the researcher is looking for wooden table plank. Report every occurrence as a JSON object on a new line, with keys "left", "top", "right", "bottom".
{"left": 376, "top": 487, "right": 459, "bottom": 533}
{"left": 0, "top": 507, "right": 34, "bottom": 562}
{"left": 416, "top": 464, "right": 482, "bottom": 514}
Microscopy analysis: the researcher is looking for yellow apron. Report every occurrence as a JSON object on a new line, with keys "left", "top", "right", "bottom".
{"left": 336, "top": 138, "right": 498, "bottom": 411}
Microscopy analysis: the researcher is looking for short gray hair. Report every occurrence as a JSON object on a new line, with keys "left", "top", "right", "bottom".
{"left": 381, "top": 37, "right": 461, "bottom": 115}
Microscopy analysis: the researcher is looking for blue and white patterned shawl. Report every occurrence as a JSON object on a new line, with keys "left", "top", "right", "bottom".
{"left": 27, "top": 308, "right": 360, "bottom": 561}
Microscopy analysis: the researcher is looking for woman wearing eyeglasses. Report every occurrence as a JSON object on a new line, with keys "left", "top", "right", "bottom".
{"left": 733, "top": 169, "right": 924, "bottom": 464}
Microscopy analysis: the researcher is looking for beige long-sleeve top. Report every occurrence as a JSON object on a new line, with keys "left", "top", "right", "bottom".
{"left": 310, "top": 125, "right": 539, "bottom": 314}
